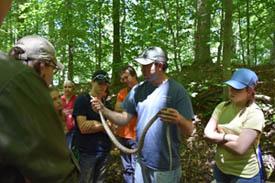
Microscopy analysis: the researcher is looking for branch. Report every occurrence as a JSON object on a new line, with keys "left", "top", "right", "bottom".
{"left": 255, "top": 94, "right": 272, "bottom": 102}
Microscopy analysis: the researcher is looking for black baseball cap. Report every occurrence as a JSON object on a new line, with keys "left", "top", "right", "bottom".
{"left": 92, "top": 70, "right": 110, "bottom": 84}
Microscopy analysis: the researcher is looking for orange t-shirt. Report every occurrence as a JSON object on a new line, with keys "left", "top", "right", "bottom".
{"left": 116, "top": 87, "right": 137, "bottom": 140}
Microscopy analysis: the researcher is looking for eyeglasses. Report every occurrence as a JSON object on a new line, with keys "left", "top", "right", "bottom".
{"left": 21, "top": 58, "right": 59, "bottom": 70}
{"left": 93, "top": 74, "right": 110, "bottom": 82}
{"left": 45, "top": 61, "right": 59, "bottom": 74}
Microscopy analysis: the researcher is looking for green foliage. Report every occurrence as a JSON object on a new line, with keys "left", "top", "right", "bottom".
{"left": 0, "top": 0, "right": 274, "bottom": 181}
{"left": 1, "top": 0, "right": 274, "bottom": 85}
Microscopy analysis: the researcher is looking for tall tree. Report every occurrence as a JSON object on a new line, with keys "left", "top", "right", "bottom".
{"left": 246, "top": 0, "right": 251, "bottom": 66}
{"left": 216, "top": 2, "right": 224, "bottom": 65}
{"left": 237, "top": 3, "right": 245, "bottom": 64}
{"left": 160, "top": 0, "right": 180, "bottom": 71}
{"left": 194, "top": 0, "right": 211, "bottom": 65}
{"left": 60, "top": 0, "right": 75, "bottom": 81}
{"left": 112, "top": 0, "right": 121, "bottom": 89}
{"left": 271, "top": 32, "right": 275, "bottom": 65}
{"left": 120, "top": 0, "right": 126, "bottom": 62}
{"left": 96, "top": 2, "right": 103, "bottom": 70}
{"left": 270, "top": 7, "right": 275, "bottom": 65}
{"left": 222, "top": 0, "right": 233, "bottom": 97}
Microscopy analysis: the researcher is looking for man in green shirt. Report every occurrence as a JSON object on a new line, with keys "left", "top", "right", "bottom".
{"left": 0, "top": 1, "right": 78, "bottom": 182}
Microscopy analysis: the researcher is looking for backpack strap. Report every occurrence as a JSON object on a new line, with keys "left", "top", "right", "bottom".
{"left": 254, "top": 145, "right": 266, "bottom": 182}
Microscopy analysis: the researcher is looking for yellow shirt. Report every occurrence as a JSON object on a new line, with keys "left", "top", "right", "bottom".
{"left": 212, "top": 101, "right": 265, "bottom": 178}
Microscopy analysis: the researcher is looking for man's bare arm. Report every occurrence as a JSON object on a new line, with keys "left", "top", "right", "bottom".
{"left": 92, "top": 97, "right": 133, "bottom": 125}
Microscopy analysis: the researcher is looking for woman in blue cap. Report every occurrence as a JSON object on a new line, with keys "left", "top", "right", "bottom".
{"left": 204, "top": 68, "right": 265, "bottom": 182}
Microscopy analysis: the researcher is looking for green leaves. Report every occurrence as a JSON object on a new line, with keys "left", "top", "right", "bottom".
{"left": 0, "top": 0, "right": 274, "bottom": 86}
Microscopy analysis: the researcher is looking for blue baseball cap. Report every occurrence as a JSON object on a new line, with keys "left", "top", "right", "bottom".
{"left": 225, "top": 68, "right": 258, "bottom": 89}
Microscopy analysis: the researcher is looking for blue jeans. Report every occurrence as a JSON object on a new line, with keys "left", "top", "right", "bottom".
{"left": 135, "top": 158, "right": 181, "bottom": 183}
{"left": 79, "top": 152, "right": 110, "bottom": 183}
{"left": 66, "top": 130, "right": 75, "bottom": 150}
{"left": 213, "top": 164, "right": 262, "bottom": 183}
{"left": 119, "top": 137, "right": 137, "bottom": 183}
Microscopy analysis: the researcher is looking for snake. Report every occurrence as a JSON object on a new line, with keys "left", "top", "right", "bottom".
{"left": 98, "top": 110, "right": 159, "bottom": 154}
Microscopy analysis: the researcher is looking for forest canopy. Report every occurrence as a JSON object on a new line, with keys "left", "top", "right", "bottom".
{"left": 0, "top": 0, "right": 274, "bottom": 87}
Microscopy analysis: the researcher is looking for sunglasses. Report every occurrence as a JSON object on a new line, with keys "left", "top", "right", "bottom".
{"left": 93, "top": 74, "right": 110, "bottom": 82}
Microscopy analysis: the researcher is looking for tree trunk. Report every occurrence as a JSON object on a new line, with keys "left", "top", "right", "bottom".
{"left": 253, "top": 33, "right": 258, "bottom": 66}
{"left": 194, "top": 0, "right": 200, "bottom": 64}
{"left": 68, "top": 44, "right": 74, "bottom": 81}
{"left": 246, "top": 0, "right": 250, "bottom": 66}
{"left": 270, "top": 32, "right": 275, "bottom": 65}
{"left": 160, "top": 0, "right": 180, "bottom": 71}
{"left": 65, "top": 0, "right": 74, "bottom": 81}
{"left": 222, "top": 0, "right": 233, "bottom": 98}
{"left": 217, "top": 1, "right": 224, "bottom": 65}
{"left": 193, "top": 0, "right": 211, "bottom": 65}
{"left": 97, "top": 7, "right": 102, "bottom": 70}
{"left": 237, "top": 5, "right": 245, "bottom": 65}
{"left": 120, "top": 0, "right": 126, "bottom": 62}
{"left": 112, "top": 0, "right": 121, "bottom": 89}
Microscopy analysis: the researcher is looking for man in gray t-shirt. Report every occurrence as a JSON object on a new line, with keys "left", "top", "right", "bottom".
{"left": 92, "top": 47, "right": 194, "bottom": 183}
